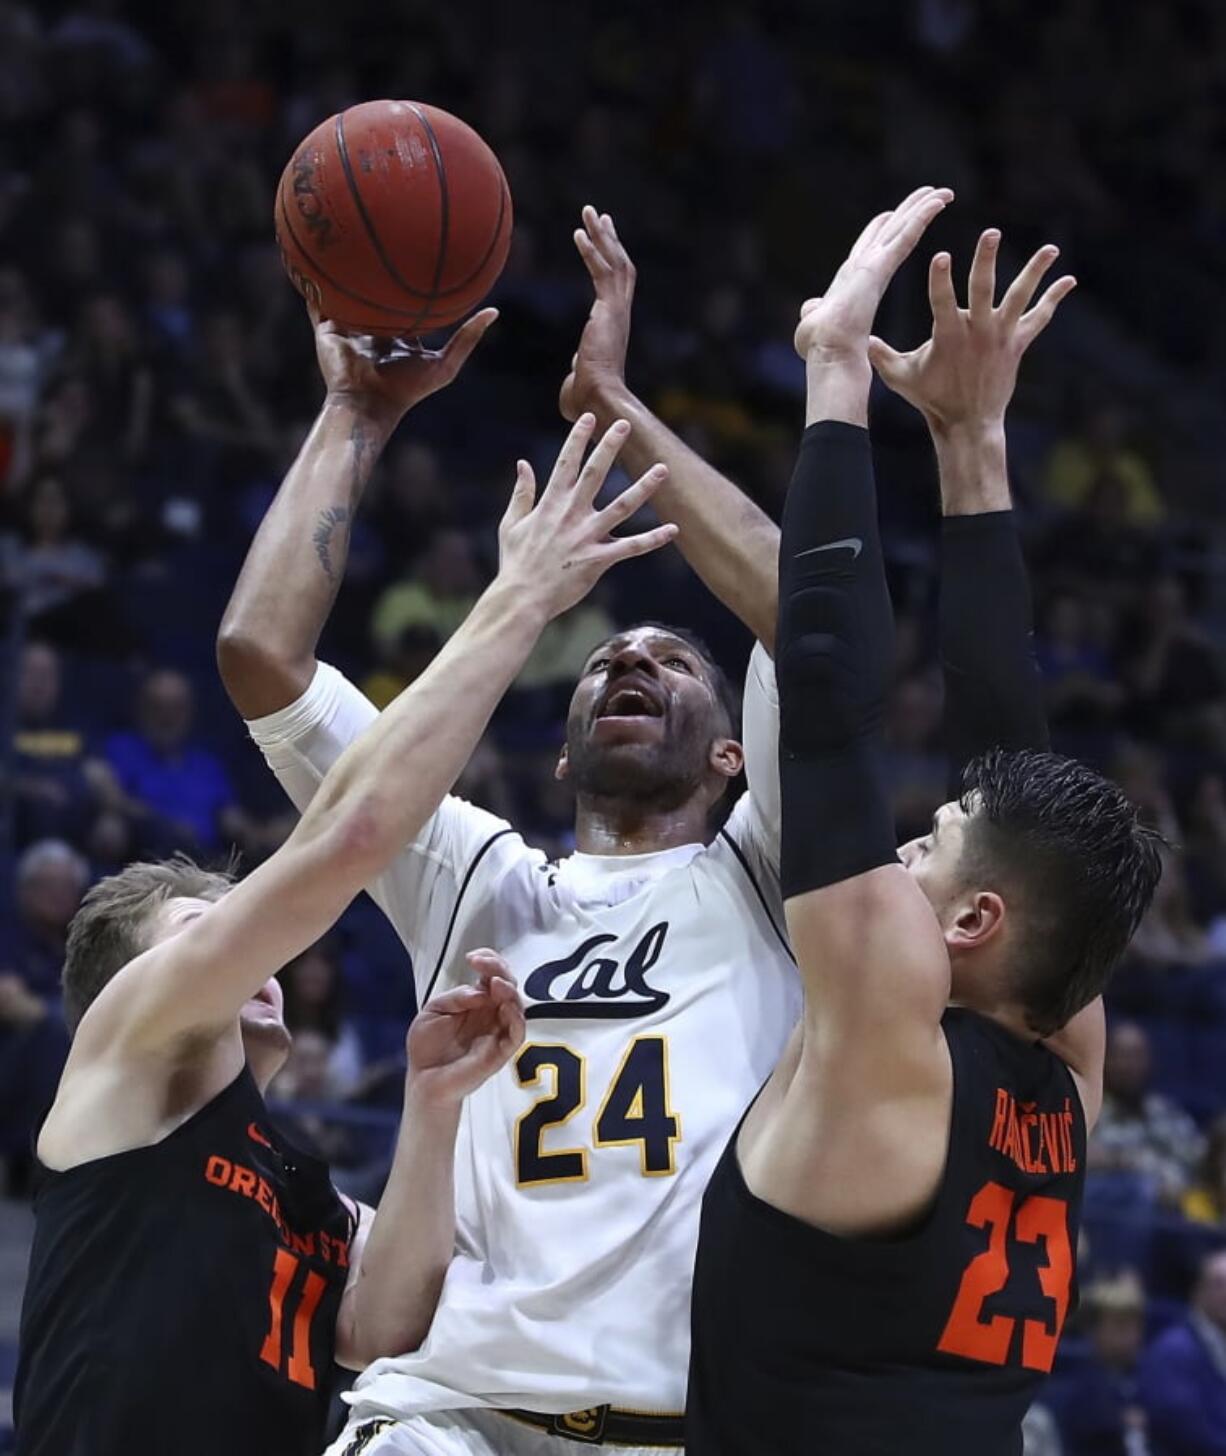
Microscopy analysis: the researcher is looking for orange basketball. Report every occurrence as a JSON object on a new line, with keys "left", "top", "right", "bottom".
{"left": 275, "top": 100, "right": 512, "bottom": 336}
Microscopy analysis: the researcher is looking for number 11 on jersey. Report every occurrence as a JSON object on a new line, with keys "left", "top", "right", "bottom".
{"left": 515, "top": 1036, "right": 682, "bottom": 1187}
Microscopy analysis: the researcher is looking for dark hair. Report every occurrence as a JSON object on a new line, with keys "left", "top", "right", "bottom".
{"left": 624, "top": 620, "right": 742, "bottom": 737}
{"left": 959, "top": 749, "right": 1163, "bottom": 1037}
{"left": 62, "top": 854, "right": 235, "bottom": 1033}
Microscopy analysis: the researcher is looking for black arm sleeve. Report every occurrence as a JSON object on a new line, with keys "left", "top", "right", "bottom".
{"left": 939, "top": 511, "right": 1050, "bottom": 799}
{"left": 778, "top": 422, "right": 899, "bottom": 900}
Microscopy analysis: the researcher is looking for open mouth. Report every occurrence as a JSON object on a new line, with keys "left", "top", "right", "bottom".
{"left": 596, "top": 683, "right": 664, "bottom": 720}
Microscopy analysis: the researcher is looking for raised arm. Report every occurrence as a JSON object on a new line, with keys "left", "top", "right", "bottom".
{"left": 561, "top": 207, "right": 780, "bottom": 649}
{"left": 216, "top": 308, "right": 497, "bottom": 719}
{"left": 84, "top": 419, "right": 675, "bottom": 1051}
{"left": 754, "top": 190, "right": 957, "bottom": 1236}
{"left": 868, "top": 233, "right": 1104, "bottom": 1112}
{"left": 338, "top": 950, "right": 525, "bottom": 1366}
{"left": 870, "top": 231, "right": 1076, "bottom": 782}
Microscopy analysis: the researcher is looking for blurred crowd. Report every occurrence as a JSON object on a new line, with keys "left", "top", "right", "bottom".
{"left": 3, "top": 2, "right": 1226, "bottom": 1450}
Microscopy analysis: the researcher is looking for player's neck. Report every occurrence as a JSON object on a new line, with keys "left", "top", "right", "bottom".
{"left": 573, "top": 796, "right": 711, "bottom": 856}
{"left": 246, "top": 1040, "right": 289, "bottom": 1094}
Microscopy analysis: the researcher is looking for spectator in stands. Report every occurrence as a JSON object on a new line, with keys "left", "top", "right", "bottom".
{"left": 0, "top": 266, "right": 46, "bottom": 487}
{"left": 277, "top": 938, "right": 364, "bottom": 1097}
{"left": 1090, "top": 1021, "right": 1205, "bottom": 1205}
{"left": 13, "top": 639, "right": 120, "bottom": 847}
{"left": 360, "top": 622, "right": 441, "bottom": 711}
{"left": 5, "top": 473, "right": 109, "bottom": 640}
{"left": 1184, "top": 1117, "right": 1226, "bottom": 1227}
{"left": 141, "top": 249, "right": 195, "bottom": 362}
{"left": 1034, "top": 591, "right": 1125, "bottom": 737}
{"left": 1139, "top": 1246, "right": 1226, "bottom": 1454}
{"left": 1180, "top": 771, "right": 1226, "bottom": 939}
{"left": 1121, "top": 576, "right": 1226, "bottom": 752}
{"left": 1043, "top": 402, "right": 1164, "bottom": 527}
{"left": 371, "top": 527, "right": 483, "bottom": 656}
{"left": 1049, "top": 1270, "right": 1150, "bottom": 1456}
{"left": 61, "top": 291, "right": 153, "bottom": 464}
{"left": 104, "top": 668, "right": 241, "bottom": 852}
{"left": 376, "top": 439, "right": 457, "bottom": 543}
{"left": 1128, "top": 846, "right": 1214, "bottom": 969}
{"left": 0, "top": 956, "right": 69, "bottom": 1193}
{"left": 2, "top": 838, "right": 89, "bottom": 1000}
{"left": 0, "top": 839, "right": 82, "bottom": 1187}
{"left": 169, "top": 308, "right": 278, "bottom": 483}
{"left": 1037, "top": 473, "right": 1162, "bottom": 608}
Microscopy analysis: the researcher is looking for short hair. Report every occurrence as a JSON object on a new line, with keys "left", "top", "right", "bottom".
{"left": 622, "top": 620, "right": 742, "bottom": 737}
{"left": 62, "top": 855, "right": 235, "bottom": 1034}
{"left": 959, "top": 749, "right": 1163, "bottom": 1037}
{"left": 18, "top": 838, "right": 89, "bottom": 891}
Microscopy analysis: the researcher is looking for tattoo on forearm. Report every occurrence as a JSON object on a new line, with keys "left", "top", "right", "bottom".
{"left": 311, "top": 419, "right": 381, "bottom": 582}
{"left": 313, "top": 505, "right": 351, "bottom": 582}
{"left": 349, "top": 419, "right": 377, "bottom": 508}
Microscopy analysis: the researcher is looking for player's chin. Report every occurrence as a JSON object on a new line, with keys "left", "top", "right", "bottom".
{"left": 588, "top": 714, "right": 667, "bottom": 745}
{"left": 240, "top": 1005, "right": 291, "bottom": 1049}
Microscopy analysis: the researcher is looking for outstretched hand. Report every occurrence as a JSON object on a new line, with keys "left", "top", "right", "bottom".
{"left": 496, "top": 413, "right": 676, "bottom": 622}
{"left": 868, "top": 231, "right": 1076, "bottom": 434}
{"left": 312, "top": 306, "right": 498, "bottom": 428}
{"left": 794, "top": 186, "right": 954, "bottom": 363}
{"left": 560, "top": 206, "right": 636, "bottom": 424}
{"left": 406, "top": 950, "right": 526, "bottom": 1108}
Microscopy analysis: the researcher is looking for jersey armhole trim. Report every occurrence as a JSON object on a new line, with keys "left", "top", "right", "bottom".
{"left": 421, "top": 828, "right": 517, "bottom": 1003}
{"left": 718, "top": 828, "right": 794, "bottom": 963}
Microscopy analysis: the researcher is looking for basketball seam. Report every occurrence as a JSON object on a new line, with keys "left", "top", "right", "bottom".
{"left": 277, "top": 186, "right": 433, "bottom": 320}
{"left": 334, "top": 110, "right": 439, "bottom": 306}
{"left": 430, "top": 174, "right": 508, "bottom": 299}
{"left": 409, "top": 103, "right": 450, "bottom": 301}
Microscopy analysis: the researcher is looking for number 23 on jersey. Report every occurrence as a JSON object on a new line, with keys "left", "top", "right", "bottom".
{"left": 514, "top": 1037, "right": 682, "bottom": 1186}
{"left": 938, "top": 1181, "right": 1073, "bottom": 1374}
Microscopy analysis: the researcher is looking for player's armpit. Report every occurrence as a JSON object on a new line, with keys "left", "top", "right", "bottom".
{"left": 787, "top": 864, "right": 951, "bottom": 1049}
{"left": 246, "top": 659, "right": 516, "bottom": 991}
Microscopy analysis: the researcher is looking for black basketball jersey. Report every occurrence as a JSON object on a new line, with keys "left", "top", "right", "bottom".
{"left": 687, "top": 1008, "right": 1086, "bottom": 1456}
{"left": 14, "top": 1065, "right": 355, "bottom": 1456}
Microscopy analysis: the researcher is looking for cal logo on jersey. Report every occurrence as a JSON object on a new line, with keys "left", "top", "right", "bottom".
{"left": 524, "top": 923, "right": 670, "bottom": 1020}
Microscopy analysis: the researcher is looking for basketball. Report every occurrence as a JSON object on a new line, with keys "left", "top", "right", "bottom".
{"left": 274, "top": 100, "right": 512, "bottom": 336}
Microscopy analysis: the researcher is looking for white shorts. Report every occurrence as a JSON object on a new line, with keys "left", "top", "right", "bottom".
{"left": 324, "top": 1407, "right": 683, "bottom": 1456}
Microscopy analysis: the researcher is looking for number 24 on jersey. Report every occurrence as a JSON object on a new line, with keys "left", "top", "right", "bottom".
{"left": 514, "top": 1036, "right": 681, "bottom": 1186}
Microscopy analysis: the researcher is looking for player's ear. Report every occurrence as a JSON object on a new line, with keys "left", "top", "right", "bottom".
{"left": 709, "top": 737, "right": 744, "bottom": 781}
{"left": 945, "top": 891, "right": 1006, "bottom": 953}
{"left": 555, "top": 745, "right": 570, "bottom": 782}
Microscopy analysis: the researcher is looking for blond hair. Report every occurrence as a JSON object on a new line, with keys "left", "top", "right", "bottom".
{"left": 62, "top": 855, "right": 235, "bottom": 1032}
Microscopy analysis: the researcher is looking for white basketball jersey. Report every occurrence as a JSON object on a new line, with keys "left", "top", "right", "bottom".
{"left": 247, "top": 647, "right": 799, "bottom": 1418}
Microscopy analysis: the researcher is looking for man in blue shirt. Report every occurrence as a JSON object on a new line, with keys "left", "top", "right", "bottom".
{"left": 1140, "top": 1248, "right": 1226, "bottom": 1455}
{"left": 105, "top": 669, "right": 238, "bottom": 851}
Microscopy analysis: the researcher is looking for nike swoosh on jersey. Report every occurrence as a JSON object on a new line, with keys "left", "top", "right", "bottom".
{"left": 794, "top": 537, "right": 863, "bottom": 561}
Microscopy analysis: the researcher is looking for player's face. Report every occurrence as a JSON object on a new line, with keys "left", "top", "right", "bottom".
{"left": 897, "top": 800, "right": 969, "bottom": 910}
{"left": 559, "top": 628, "right": 733, "bottom": 805}
{"left": 239, "top": 975, "right": 292, "bottom": 1076}
{"left": 155, "top": 897, "right": 292, "bottom": 1074}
